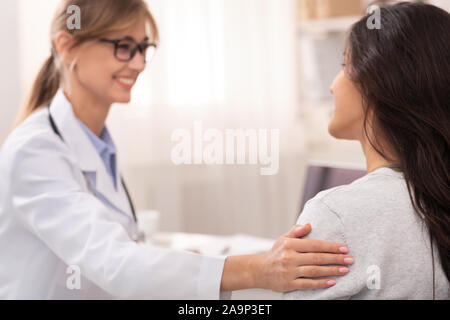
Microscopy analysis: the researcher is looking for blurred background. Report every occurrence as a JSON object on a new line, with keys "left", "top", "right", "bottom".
{"left": 1, "top": 0, "right": 449, "bottom": 240}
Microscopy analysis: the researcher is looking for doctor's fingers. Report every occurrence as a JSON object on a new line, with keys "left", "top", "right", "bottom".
{"left": 289, "top": 278, "right": 337, "bottom": 291}
{"left": 289, "top": 238, "right": 349, "bottom": 254}
{"left": 295, "top": 253, "right": 354, "bottom": 267}
{"left": 296, "top": 265, "right": 350, "bottom": 279}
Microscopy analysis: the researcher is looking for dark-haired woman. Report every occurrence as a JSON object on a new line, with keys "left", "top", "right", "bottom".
{"left": 285, "top": 2, "right": 449, "bottom": 300}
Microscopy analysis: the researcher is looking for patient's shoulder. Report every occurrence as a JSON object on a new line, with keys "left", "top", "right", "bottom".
{"left": 306, "top": 167, "right": 410, "bottom": 219}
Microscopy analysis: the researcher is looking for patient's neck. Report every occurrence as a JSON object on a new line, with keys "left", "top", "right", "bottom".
{"left": 360, "top": 138, "right": 396, "bottom": 174}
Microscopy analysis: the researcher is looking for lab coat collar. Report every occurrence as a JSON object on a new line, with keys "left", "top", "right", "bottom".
{"left": 48, "top": 88, "right": 133, "bottom": 221}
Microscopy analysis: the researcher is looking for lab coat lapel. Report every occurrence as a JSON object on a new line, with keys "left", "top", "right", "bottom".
{"left": 48, "top": 89, "right": 134, "bottom": 222}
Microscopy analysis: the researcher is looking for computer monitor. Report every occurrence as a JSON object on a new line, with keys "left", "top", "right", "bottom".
{"left": 299, "top": 163, "right": 367, "bottom": 214}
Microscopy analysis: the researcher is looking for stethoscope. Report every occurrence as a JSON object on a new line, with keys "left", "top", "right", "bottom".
{"left": 48, "top": 108, "right": 139, "bottom": 226}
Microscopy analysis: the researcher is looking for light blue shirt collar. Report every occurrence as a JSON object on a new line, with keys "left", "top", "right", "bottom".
{"left": 77, "top": 120, "right": 118, "bottom": 189}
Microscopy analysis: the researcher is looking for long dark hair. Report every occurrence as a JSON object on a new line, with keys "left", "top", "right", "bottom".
{"left": 347, "top": 2, "right": 450, "bottom": 281}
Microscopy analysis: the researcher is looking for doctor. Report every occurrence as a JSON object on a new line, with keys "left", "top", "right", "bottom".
{"left": 0, "top": 0, "right": 354, "bottom": 299}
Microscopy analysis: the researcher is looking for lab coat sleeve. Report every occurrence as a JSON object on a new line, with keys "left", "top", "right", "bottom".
{"left": 10, "top": 133, "right": 227, "bottom": 300}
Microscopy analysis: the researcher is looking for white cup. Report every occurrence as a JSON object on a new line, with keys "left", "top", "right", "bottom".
{"left": 137, "top": 210, "right": 160, "bottom": 243}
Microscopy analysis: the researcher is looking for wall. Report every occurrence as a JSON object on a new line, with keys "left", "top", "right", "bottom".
{"left": 0, "top": 0, "right": 20, "bottom": 143}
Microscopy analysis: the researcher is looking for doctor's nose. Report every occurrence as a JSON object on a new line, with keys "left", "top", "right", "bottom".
{"left": 128, "top": 51, "right": 146, "bottom": 72}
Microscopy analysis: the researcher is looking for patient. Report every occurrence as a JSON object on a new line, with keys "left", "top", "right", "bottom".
{"left": 285, "top": 2, "right": 449, "bottom": 299}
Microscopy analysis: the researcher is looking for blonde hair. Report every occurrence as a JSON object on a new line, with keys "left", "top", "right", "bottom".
{"left": 15, "top": 0, "right": 158, "bottom": 126}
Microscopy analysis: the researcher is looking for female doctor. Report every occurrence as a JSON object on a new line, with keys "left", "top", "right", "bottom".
{"left": 0, "top": 0, "right": 354, "bottom": 299}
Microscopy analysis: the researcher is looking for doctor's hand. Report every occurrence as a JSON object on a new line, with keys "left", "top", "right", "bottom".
{"left": 220, "top": 224, "right": 354, "bottom": 293}
{"left": 254, "top": 223, "right": 353, "bottom": 292}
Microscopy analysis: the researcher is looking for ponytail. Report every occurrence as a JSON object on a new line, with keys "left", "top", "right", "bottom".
{"left": 14, "top": 52, "right": 60, "bottom": 127}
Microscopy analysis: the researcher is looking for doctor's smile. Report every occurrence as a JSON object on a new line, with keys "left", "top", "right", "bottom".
{"left": 114, "top": 76, "right": 137, "bottom": 90}
{"left": 0, "top": 0, "right": 448, "bottom": 303}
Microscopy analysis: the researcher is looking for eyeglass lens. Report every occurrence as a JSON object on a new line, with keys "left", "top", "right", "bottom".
{"left": 116, "top": 39, "right": 156, "bottom": 63}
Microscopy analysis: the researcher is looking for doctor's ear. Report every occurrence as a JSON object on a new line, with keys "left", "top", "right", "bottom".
{"left": 53, "top": 31, "right": 78, "bottom": 68}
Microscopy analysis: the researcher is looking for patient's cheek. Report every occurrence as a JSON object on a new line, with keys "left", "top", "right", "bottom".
{"left": 328, "top": 92, "right": 365, "bottom": 141}
{"left": 328, "top": 120, "right": 340, "bottom": 139}
{"left": 328, "top": 106, "right": 348, "bottom": 139}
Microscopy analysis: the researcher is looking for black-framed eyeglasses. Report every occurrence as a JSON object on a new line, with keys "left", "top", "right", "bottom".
{"left": 99, "top": 37, "right": 157, "bottom": 63}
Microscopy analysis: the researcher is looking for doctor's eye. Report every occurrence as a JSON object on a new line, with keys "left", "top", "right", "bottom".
{"left": 118, "top": 43, "right": 132, "bottom": 50}
{"left": 117, "top": 41, "right": 134, "bottom": 53}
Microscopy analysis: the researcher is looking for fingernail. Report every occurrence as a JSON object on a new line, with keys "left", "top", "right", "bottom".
{"left": 344, "top": 257, "right": 354, "bottom": 264}
{"left": 326, "top": 280, "right": 336, "bottom": 286}
{"left": 339, "top": 246, "right": 348, "bottom": 253}
{"left": 339, "top": 267, "right": 349, "bottom": 274}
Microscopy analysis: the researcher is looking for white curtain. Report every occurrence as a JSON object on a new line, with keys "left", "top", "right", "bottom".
{"left": 109, "top": 0, "right": 302, "bottom": 166}
{"left": 106, "top": 0, "right": 307, "bottom": 237}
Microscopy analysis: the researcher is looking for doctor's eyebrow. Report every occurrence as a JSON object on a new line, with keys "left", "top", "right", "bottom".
{"left": 122, "top": 36, "right": 151, "bottom": 43}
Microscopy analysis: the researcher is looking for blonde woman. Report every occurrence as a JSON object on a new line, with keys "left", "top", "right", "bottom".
{"left": 0, "top": 0, "right": 354, "bottom": 299}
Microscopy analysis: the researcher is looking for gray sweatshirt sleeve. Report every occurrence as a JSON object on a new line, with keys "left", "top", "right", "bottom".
{"left": 283, "top": 198, "right": 364, "bottom": 300}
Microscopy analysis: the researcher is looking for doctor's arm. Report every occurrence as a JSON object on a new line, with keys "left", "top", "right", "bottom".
{"left": 10, "top": 134, "right": 230, "bottom": 299}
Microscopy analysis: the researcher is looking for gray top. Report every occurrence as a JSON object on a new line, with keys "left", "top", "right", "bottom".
{"left": 284, "top": 167, "right": 449, "bottom": 300}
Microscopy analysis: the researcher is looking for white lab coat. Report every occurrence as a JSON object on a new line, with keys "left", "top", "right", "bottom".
{"left": 0, "top": 89, "right": 227, "bottom": 300}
